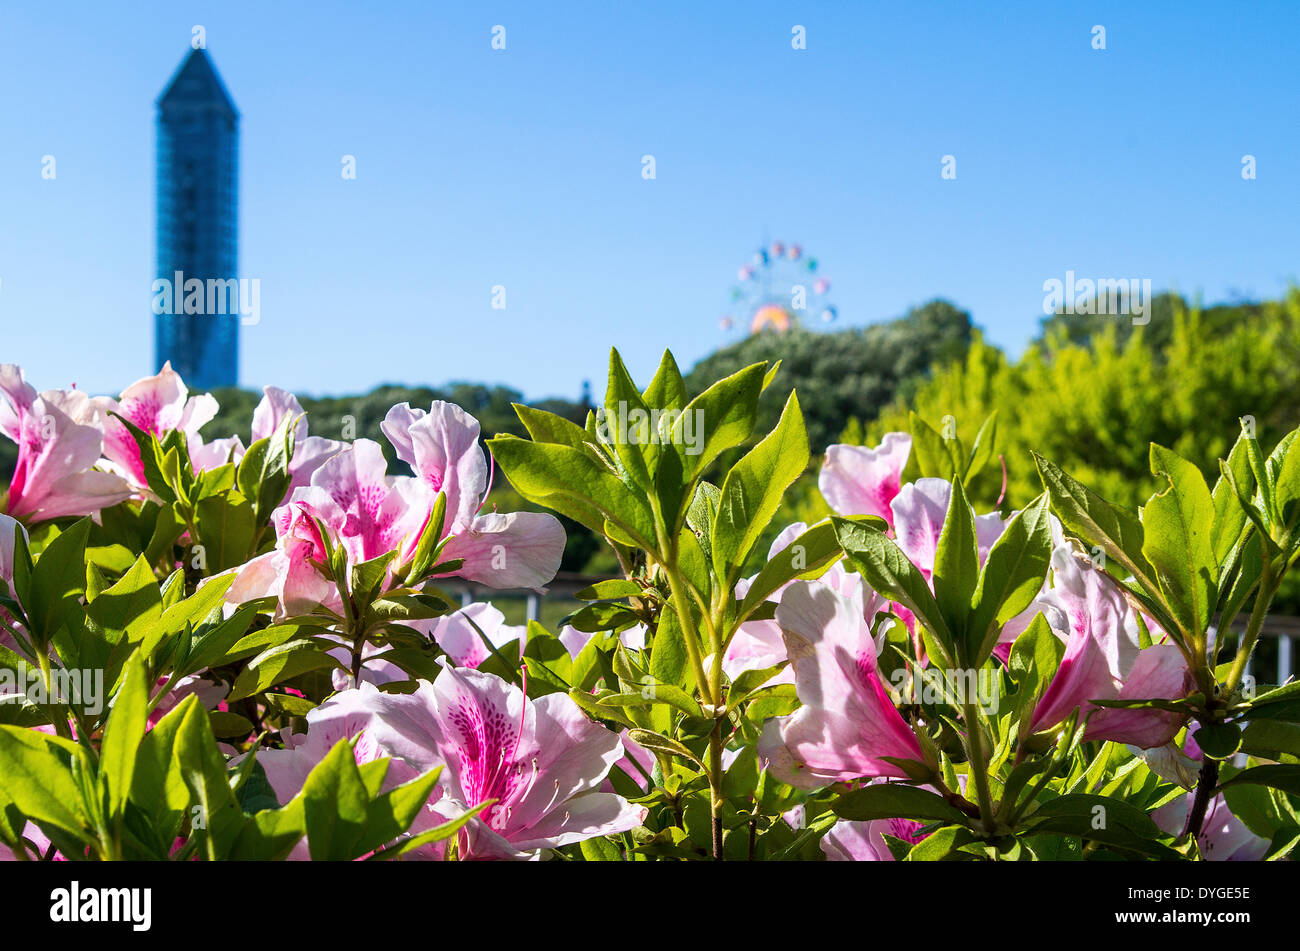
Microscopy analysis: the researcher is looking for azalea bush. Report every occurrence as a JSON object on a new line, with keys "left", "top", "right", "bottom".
{"left": 1, "top": 351, "right": 1298, "bottom": 861}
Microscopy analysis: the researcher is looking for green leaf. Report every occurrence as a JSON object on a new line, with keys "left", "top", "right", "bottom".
{"left": 1239, "top": 719, "right": 1300, "bottom": 759}
{"left": 1008, "top": 612, "right": 1064, "bottom": 736}
{"left": 486, "top": 436, "right": 658, "bottom": 549}
{"left": 99, "top": 651, "right": 149, "bottom": 819}
{"left": 904, "top": 825, "right": 978, "bottom": 861}
{"left": 1033, "top": 454, "right": 1159, "bottom": 603}
{"left": 726, "top": 663, "right": 788, "bottom": 708}
{"left": 649, "top": 604, "right": 692, "bottom": 691}
{"left": 355, "top": 766, "right": 443, "bottom": 857}
{"left": 366, "top": 800, "right": 494, "bottom": 860}
{"left": 603, "top": 348, "right": 656, "bottom": 491}
{"left": 26, "top": 517, "right": 91, "bottom": 647}
{"left": 301, "top": 739, "right": 372, "bottom": 861}
{"left": 711, "top": 391, "right": 809, "bottom": 588}
{"left": 227, "top": 638, "right": 345, "bottom": 702}
{"left": 909, "top": 413, "right": 954, "bottom": 481}
{"left": 1217, "top": 764, "right": 1300, "bottom": 796}
{"left": 513, "top": 402, "right": 593, "bottom": 450}
{"left": 833, "top": 516, "right": 954, "bottom": 665}
{"left": 574, "top": 579, "right": 644, "bottom": 601}
{"left": 236, "top": 411, "right": 295, "bottom": 524}
{"left": 136, "top": 573, "right": 235, "bottom": 661}
{"left": 83, "top": 555, "right": 161, "bottom": 669}
{"left": 173, "top": 698, "right": 242, "bottom": 859}
{"left": 968, "top": 493, "right": 1053, "bottom": 664}
{"left": 130, "top": 695, "right": 200, "bottom": 836}
{"left": 1211, "top": 432, "right": 1256, "bottom": 564}
{"left": 966, "top": 411, "right": 999, "bottom": 483}
{"left": 833, "top": 783, "right": 968, "bottom": 824}
{"left": 1021, "top": 793, "right": 1179, "bottom": 858}
{"left": 931, "top": 478, "right": 979, "bottom": 654}
{"left": 111, "top": 413, "right": 176, "bottom": 503}
{"left": 1193, "top": 722, "right": 1242, "bottom": 759}
{"left": 672, "top": 362, "right": 767, "bottom": 482}
{"left": 736, "top": 519, "right": 847, "bottom": 622}
{"left": 194, "top": 491, "right": 257, "bottom": 573}
{"left": 626, "top": 728, "right": 705, "bottom": 770}
{"left": 0, "top": 726, "right": 92, "bottom": 846}
{"left": 350, "top": 551, "right": 396, "bottom": 609}
{"left": 1141, "top": 444, "right": 1217, "bottom": 646}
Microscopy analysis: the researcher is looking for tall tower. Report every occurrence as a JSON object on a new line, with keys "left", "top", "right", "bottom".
{"left": 155, "top": 48, "right": 239, "bottom": 389}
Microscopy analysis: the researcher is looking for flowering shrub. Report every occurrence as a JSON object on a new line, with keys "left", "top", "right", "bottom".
{"left": 0, "top": 350, "right": 1297, "bottom": 862}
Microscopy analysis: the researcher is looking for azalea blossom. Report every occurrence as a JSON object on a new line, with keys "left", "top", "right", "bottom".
{"left": 382, "top": 400, "right": 566, "bottom": 588}
{"left": 227, "top": 438, "right": 435, "bottom": 618}
{"left": 552, "top": 622, "right": 655, "bottom": 791}
{"left": 722, "top": 521, "right": 869, "bottom": 689}
{"left": 225, "top": 497, "right": 344, "bottom": 619}
{"left": 94, "top": 362, "right": 218, "bottom": 492}
{"left": 191, "top": 385, "right": 345, "bottom": 496}
{"left": 558, "top": 621, "right": 646, "bottom": 658}
{"left": 0, "top": 513, "right": 27, "bottom": 654}
{"left": 420, "top": 601, "right": 526, "bottom": 669}
{"left": 1152, "top": 792, "right": 1269, "bottom": 861}
{"left": 236, "top": 683, "right": 428, "bottom": 859}
{"left": 891, "top": 478, "right": 1006, "bottom": 580}
{"left": 1029, "top": 545, "right": 1193, "bottom": 748}
{"left": 822, "top": 816, "right": 928, "bottom": 861}
{"left": 819, "top": 432, "right": 911, "bottom": 529}
{"left": 759, "top": 580, "right": 925, "bottom": 788}
{"left": 0, "top": 365, "right": 131, "bottom": 521}
{"left": 359, "top": 663, "right": 646, "bottom": 859}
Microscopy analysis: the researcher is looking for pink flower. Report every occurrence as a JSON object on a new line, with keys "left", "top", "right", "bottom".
{"left": 819, "top": 433, "right": 911, "bottom": 529}
{"left": 1029, "top": 545, "right": 1192, "bottom": 748}
{"left": 147, "top": 674, "right": 228, "bottom": 729}
{"left": 891, "top": 478, "right": 1005, "bottom": 581}
{"left": 758, "top": 580, "right": 925, "bottom": 788}
{"left": 227, "top": 397, "right": 567, "bottom": 619}
{"left": 248, "top": 385, "right": 346, "bottom": 493}
{"left": 236, "top": 683, "right": 429, "bottom": 860}
{"left": 360, "top": 664, "right": 646, "bottom": 859}
{"left": 252, "top": 684, "right": 421, "bottom": 804}
{"left": 94, "top": 362, "right": 218, "bottom": 491}
{"left": 294, "top": 439, "right": 434, "bottom": 568}
{"left": 822, "top": 816, "right": 928, "bottom": 861}
{"left": 419, "top": 601, "right": 525, "bottom": 669}
{"left": 723, "top": 522, "right": 863, "bottom": 689}
{"left": 0, "top": 513, "right": 24, "bottom": 591}
{"left": 229, "top": 439, "right": 435, "bottom": 618}
{"left": 558, "top": 622, "right": 646, "bottom": 658}
{"left": 382, "top": 401, "right": 566, "bottom": 588}
{"left": 1152, "top": 792, "right": 1269, "bottom": 861}
{"left": 189, "top": 385, "right": 345, "bottom": 496}
{"left": 225, "top": 498, "right": 343, "bottom": 619}
{"left": 0, "top": 365, "right": 131, "bottom": 521}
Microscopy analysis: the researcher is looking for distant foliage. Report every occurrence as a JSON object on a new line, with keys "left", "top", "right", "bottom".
{"left": 686, "top": 299, "right": 972, "bottom": 456}
{"left": 859, "top": 291, "right": 1300, "bottom": 512}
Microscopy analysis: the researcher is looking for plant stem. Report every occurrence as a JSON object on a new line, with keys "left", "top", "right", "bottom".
{"left": 1183, "top": 755, "right": 1220, "bottom": 843}
{"left": 962, "top": 700, "right": 996, "bottom": 834}
{"left": 653, "top": 507, "right": 725, "bottom": 860}
{"left": 708, "top": 717, "right": 724, "bottom": 860}
{"left": 1225, "top": 557, "right": 1276, "bottom": 695}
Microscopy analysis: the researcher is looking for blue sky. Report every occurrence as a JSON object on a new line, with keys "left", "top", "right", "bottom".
{"left": 1, "top": 1, "right": 1296, "bottom": 401}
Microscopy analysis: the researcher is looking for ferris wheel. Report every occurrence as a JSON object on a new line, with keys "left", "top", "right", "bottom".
{"left": 719, "top": 241, "right": 837, "bottom": 334}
